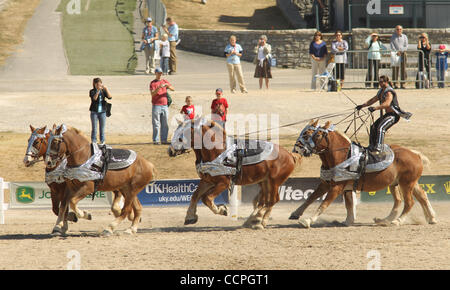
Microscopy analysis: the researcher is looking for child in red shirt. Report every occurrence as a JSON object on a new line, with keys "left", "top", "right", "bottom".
{"left": 211, "top": 88, "right": 228, "bottom": 129}
{"left": 180, "top": 96, "right": 195, "bottom": 120}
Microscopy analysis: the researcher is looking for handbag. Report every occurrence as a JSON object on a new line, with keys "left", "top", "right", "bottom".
{"left": 105, "top": 101, "right": 112, "bottom": 117}
{"left": 166, "top": 92, "right": 172, "bottom": 107}
{"left": 390, "top": 51, "right": 401, "bottom": 67}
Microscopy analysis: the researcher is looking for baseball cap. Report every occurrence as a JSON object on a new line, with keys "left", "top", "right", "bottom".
{"left": 215, "top": 88, "right": 223, "bottom": 93}
{"left": 439, "top": 44, "right": 446, "bottom": 50}
{"left": 146, "top": 17, "right": 152, "bottom": 23}
{"left": 155, "top": 67, "right": 162, "bottom": 73}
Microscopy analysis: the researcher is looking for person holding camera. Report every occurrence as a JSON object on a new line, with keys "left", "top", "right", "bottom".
{"left": 142, "top": 17, "right": 159, "bottom": 74}
{"left": 225, "top": 35, "right": 247, "bottom": 93}
{"left": 417, "top": 33, "right": 431, "bottom": 87}
{"left": 150, "top": 68, "right": 175, "bottom": 144}
{"left": 254, "top": 34, "right": 272, "bottom": 90}
{"left": 89, "top": 78, "right": 112, "bottom": 145}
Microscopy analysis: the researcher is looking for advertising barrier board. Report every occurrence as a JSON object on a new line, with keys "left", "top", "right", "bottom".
{"left": 137, "top": 179, "right": 228, "bottom": 206}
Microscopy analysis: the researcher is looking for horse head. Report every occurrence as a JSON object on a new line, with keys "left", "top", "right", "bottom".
{"left": 168, "top": 117, "right": 226, "bottom": 158}
{"left": 45, "top": 124, "right": 68, "bottom": 169}
{"left": 293, "top": 120, "right": 334, "bottom": 157}
{"left": 24, "top": 125, "right": 53, "bottom": 167}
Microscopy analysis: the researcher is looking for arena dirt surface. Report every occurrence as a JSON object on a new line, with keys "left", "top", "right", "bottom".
{"left": 0, "top": 86, "right": 449, "bottom": 270}
{"left": 0, "top": 1, "right": 449, "bottom": 270}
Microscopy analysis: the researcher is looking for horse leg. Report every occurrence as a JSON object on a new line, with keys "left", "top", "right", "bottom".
{"left": 261, "top": 180, "right": 281, "bottom": 228}
{"left": 299, "top": 183, "right": 345, "bottom": 228}
{"left": 51, "top": 193, "right": 70, "bottom": 236}
{"left": 110, "top": 190, "right": 123, "bottom": 218}
{"left": 200, "top": 183, "right": 229, "bottom": 216}
{"left": 289, "top": 181, "right": 329, "bottom": 220}
{"left": 69, "top": 191, "right": 93, "bottom": 221}
{"left": 103, "top": 189, "right": 134, "bottom": 236}
{"left": 374, "top": 185, "right": 402, "bottom": 225}
{"left": 343, "top": 190, "right": 356, "bottom": 226}
{"left": 243, "top": 183, "right": 266, "bottom": 228}
{"left": 124, "top": 195, "right": 144, "bottom": 235}
{"left": 391, "top": 182, "right": 415, "bottom": 226}
{"left": 411, "top": 183, "right": 437, "bottom": 224}
{"left": 184, "top": 181, "right": 215, "bottom": 225}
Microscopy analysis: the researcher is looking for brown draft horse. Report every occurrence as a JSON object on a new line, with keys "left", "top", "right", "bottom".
{"left": 45, "top": 125, "right": 157, "bottom": 236}
{"left": 291, "top": 120, "right": 437, "bottom": 227}
{"left": 168, "top": 118, "right": 302, "bottom": 229}
{"left": 24, "top": 125, "right": 130, "bottom": 228}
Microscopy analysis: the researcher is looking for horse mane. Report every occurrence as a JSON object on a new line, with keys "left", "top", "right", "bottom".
{"left": 334, "top": 130, "right": 352, "bottom": 144}
{"left": 66, "top": 126, "right": 89, "bottom": 140}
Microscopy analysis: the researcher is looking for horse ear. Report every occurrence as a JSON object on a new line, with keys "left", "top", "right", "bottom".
{"left": 30, "top": 125, "right": 35, "bottom": 132}
{"left": 323, "top": 121, "right": 331, "bottom": 129}
{"left": 55, "top": 125, "right": 63, "bottom": 135}
{"left": 52, "top": 124, "right": 57, "bottom": 130}
{"left": 312, "top": 119, "right": 319, "bottom": 127}
{"left": 176, "top": 119, "right": 182, "bottom": 126}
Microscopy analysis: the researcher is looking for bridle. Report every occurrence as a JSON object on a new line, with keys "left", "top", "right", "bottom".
{"left": 25, "top": 127, "right": 50, "bottom": 164}
{"left": 295, "top": 124, "right": 334, "bottom": 156}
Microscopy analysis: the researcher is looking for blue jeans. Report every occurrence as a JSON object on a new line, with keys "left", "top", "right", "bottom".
{"left": 161, "top": 57, "right": 169, "bottom": 74}
{"left": 437, "top": 69, "right": 446, "bottom": 88}
{"left": 152, "top": 105, "right": 169, "bottom": 143}
{"left": 90, "top": 111, "right": 106, "bottom": 143}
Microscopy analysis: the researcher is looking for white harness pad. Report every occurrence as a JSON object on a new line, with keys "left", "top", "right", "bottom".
{"left": 320, "top": 143, "right": 394, "bottom": 182}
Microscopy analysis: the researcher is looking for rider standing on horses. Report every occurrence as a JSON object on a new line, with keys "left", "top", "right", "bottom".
{"left": 356, "top": 75, "right": 411, "bottom": 153}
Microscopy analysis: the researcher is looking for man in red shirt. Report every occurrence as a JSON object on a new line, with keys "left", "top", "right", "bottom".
{"left": 150, "top": 68, "right": 175, "bottom": 144}
{"left": 211, "top": 88, "right": 228, "bottom": 129}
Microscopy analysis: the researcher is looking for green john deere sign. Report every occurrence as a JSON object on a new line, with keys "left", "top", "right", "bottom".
{"left": 16, "top": 186, "right": 35, "bottom": 204}
{"left": 361, "top": 175, "right": 450, "bottom": 202}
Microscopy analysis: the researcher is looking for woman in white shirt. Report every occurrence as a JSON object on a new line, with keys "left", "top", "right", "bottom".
{"left": 365, "top": 32, "right": 387, "bottom": 88}
{"left": 253, "top": 35, "right": 272, "bottom": 89}
{"left": 331, "top": 30, "right": 348, "bottom": 88}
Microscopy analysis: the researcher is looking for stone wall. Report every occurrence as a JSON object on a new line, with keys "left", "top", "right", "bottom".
{"left": 178, "top": 28, "right": 450, "bottom": 69}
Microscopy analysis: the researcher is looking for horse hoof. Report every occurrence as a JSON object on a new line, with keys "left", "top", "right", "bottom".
{"left": 184, "top": 216, "right": 198, "bottom": 225}
{"left": 124, "top": 228, "right": 137, "bottom": 235}
{"left": 391, "top": 219, "right": 401, "bottom": 226}
{"left": 299, "top": 218, "right": 311, "bottom": 228}
{"left": 429, "top": 218, "right": 438, "bottom": 225}
{"left": 289, "top": 214, "right": 299, "bottom": 220}
{"left": 67, "top": 212, "right": 78, "bottom": 223}
{"left": 101, "top": 229, "right": 113, "bottom": 237}
{"left": 251, "top": 224, "right": 265, "bottom": 230}
{"left": 219, "top": 204, "right": 228, "bottom": 216}
{"left": 51, "top": 228, "right": 63, "bottom": 237}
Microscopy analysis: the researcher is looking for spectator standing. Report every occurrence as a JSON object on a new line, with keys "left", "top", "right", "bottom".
{"left": 309, "top": 31, "right": 328, "bottom": 90}
{"left": 162, "top": 17, "right": 179, "bottom": 75}
{"left": 253, "top": 34, "right": 272, "bottom": 90}
{"left": 390, "top": 25, "right": 408, "bottom": 89}
{"left": 181, "top": 96, "right": 195, "bottom": 120}
{"left": 150, "top": 68, "right": 175, "bottom": 144}
{"left": 331, "top": 30, "right": 348, "bottom": 88}
{"left": 417, "top": 33, "right": 432, "bottom": 86}
{"left": 160, "top": 33, "right": 171, "bottom": 75}
{"left": 224, "top": 35, "right": 247, "bottom": 93}
{"left": 365, "top": 32, "right": 387, "bottom": 88}
{"left": 142, "top": 17, "right": 159, "bottom": 75}
{"left": 435, "top": 45, "right": 449, "bottom": 88}
{"left": 89, "top": 78, "right": 112, "bottom": 145}
{"left": 211, "top": 88, "right": 228, "bottom": 130}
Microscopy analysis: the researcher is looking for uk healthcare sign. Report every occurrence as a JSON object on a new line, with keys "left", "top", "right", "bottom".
{"left": 138, "top": 179, "right": 229, "bottom": 206}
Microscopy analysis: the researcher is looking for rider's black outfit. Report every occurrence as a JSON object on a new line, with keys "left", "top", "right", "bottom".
{"left": 368, "top": 86, "right": 411, "bottom": 152}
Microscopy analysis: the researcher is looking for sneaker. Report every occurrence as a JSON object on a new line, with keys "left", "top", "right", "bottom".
{"left": 153, "top": 141, "right": 161, "bottom": 145}
{"left": 241, "top": 89, "right": 248, "bottom": 94}
{"left": 169, "top": 71, "right": 176, "bottom": 75}
{"left": 231, "top": 89, "right": 237, "bottom": 94}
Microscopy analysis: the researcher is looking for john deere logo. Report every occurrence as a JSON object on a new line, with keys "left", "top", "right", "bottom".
{"left": 16, "top": 186, "right": 35, "bottom": 204}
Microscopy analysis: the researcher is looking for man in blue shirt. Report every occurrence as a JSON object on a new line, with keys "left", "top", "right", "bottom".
{"left": 142, "top": 17, "right": 159, "bottom": 74}
{"left": 163, "top": 17, "right": 179, "bottom": 75}
{"left": 224, "top": 35, "right": 247, "bottom": 93}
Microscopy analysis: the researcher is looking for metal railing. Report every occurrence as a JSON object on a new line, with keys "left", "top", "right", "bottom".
{"left": 298, "top": 49, "right": 449, "bottom": 89}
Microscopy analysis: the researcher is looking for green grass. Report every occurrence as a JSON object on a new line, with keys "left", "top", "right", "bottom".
{"left": 57, "top": 0, "right": 136, "bottom": 75}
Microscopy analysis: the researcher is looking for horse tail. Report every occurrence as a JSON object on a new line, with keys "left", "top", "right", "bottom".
{"left": 290, "top": 152, "right": 302, "bottom": 167}
{"left": 411, "top": 150, "right": 431, "bottom": 170}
